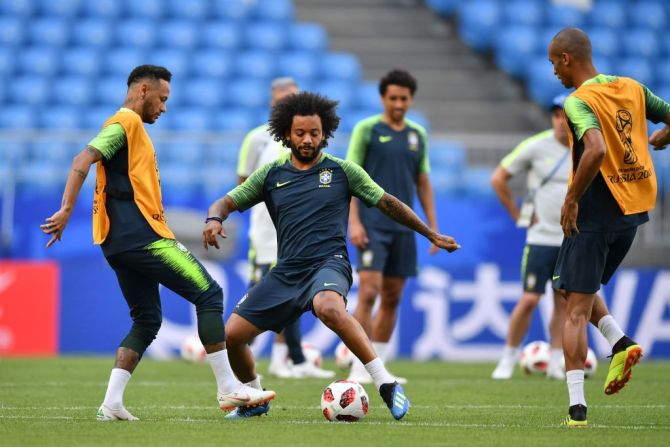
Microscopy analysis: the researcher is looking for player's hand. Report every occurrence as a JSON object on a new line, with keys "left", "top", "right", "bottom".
{"left": 349, "top": 220, "right": 368, "bottom": 249}
{"left": 430, "top": 233, "right": 460, "bottom": 253}
{"left": 202, "top": 221, "right": 227, "bottom": 250}
{"left": 40, "top": 208, "right": 71, "bottom": 248}
{"left": 649, "top": 127, "right": 670, "bottom": 150}
{"left": 428, "top": 243, "right": 440, "bottom": 255}
{"left": 560, "top": 199, "right": 579, "bottom": 237}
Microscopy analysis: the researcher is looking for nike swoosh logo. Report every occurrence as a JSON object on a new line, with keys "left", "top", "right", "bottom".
{"left": 552, "top": 275, "right": 560, "bottom": 280}
{"left": 323, "top": 282, "right": 338, "bottom": 287}
{"left": 379, "top": 135, "right": 392, "bottom": 143}
{"left": 276, "top": 181, "right": 291, "bottom": 188}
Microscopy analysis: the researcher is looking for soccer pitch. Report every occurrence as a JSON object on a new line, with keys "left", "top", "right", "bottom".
{"left": 1, "top": 358, "right": 668, "bottom": 446}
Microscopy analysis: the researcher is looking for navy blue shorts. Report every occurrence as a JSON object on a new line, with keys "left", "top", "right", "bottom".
{"left": 356, "top": 228, "right": 417, "bottom": 277}
{"left": 552, "top": 227, "right": 637, "bottom": 294}
{"left": 233, "top": 255, "right": 352, "bottom": 333}
{"left": 521, "top": 244, "right": 561, "bottom": 293}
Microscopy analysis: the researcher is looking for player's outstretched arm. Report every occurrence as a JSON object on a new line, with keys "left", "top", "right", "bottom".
{"left": 376, "top": 192, "right": 460, "bottom": 252}
{"left": 202, "top": 195, "right": 238, "bottom": 250}
{"left": 649, "top": 111, "right": 670, "bottom": 150}
{"left": 41, "top": 146, "right": 102, "bottom": 247}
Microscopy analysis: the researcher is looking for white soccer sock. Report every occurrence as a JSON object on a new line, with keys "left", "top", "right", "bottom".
{"left": 270, "top": 342, "right": 288, "bottom": 366}
{"left": 245, "top": 376, "right": 262, "bottom": 391}
{"left": 102, "top": 368, "right": 131, "bottom": 410}
{"left": 549, "top": 348, "right": 563, "bottom": 370}
{"left": 372, "top": 341, "right": 388, "bottom": 362}
{"left": 597, "top": 315, "right": 626, "bottom": 348}
{"left": 566, "top": 370, "right": 586, "bottom": 407}
{"left": 207, "top": 349, "right": 240, "bottom": 394}
{"left": 364, "top": 358, "right": 395, "bottom": 390}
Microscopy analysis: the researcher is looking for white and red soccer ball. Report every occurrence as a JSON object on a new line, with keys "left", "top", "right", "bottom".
{"left": 519, "top": 340, "right": 551, "bottom": 374}
{"left": 179, "top": 335, "right": 207, "bottom": 363}
{"left": 334, "top": 341, "right": 354, "bottom": 371}
{"left": 321, "top": 380, "right": 369, "bottom": 422}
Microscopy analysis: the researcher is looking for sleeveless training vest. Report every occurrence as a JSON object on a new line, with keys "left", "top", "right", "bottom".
{"left": 92, "top": 109, "right": 174, "bottom": 244}
{"left": 568, "top": 77, "right": 656, "bottom": 215}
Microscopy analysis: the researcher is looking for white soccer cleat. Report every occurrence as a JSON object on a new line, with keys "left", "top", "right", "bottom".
{"left": 217, "top": 384, "right": 276, "bottom": 412}
{"left": 291, "top": 361, "right": 336, "bottom": 379}
{"left": 269, "top": 360, "right": 294, "bottom": 378}
{"left": 346, "top": 371, "right": 374, "bottom": 385}
{"left": 546, "top": 367, "right": 566, "bottom": 381}
{"left": 491, "top": 360, "right": 515, "bottom": 380}
{"left": 96, "top": 404, "right": 139, "bottom": 421}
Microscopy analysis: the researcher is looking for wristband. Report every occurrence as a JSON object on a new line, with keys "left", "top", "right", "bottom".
{"left": 205, "top": 216, "right": 223, "bottom": 224}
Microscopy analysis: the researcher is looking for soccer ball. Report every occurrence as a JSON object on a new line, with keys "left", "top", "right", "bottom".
{"left": 561, "top": 347, "right": 598, "bottom": 378}
{"left": 519, "top": 340, "right": 551, "bottom": 374}
{"left": 301, "top": 342, "right": 323, "bottom": 368}
{"left": 321, "top": 380, "right": 369, "bottom": 422}
{"left": 180, "top": 335, "right": 206, "bottom": 363}
{"left": 334, "top": 341, "right": 354, "bottom": 371}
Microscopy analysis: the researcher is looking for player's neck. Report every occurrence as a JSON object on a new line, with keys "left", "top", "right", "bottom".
{"left": 382, "top": 114, "right": 406, "bottom": 131}
{"left": 573, "top": 64, "right": 599, "bottom": 89}
{"left": 290, "top": 152, "right": 323, "bottom": 171}
{"left": 122, "top": 97, "right": 143, "bottom": 118}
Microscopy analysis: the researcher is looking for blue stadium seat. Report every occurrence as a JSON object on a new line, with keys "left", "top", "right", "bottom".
{"left": 16, "top": 162, "right": 66, "bottom": 197}
{"left": 213, "top": 0, "right": 254, "bottom": 21}
{"left": 621, "top": 29, "right": 660, "bottom": 58}
{"left": 235, "top": 51, "right": 276, "bottom": 79}
{"left": 321, "top": 53, "right": 362, "bottom": 82}
{"left": 105, "top": 48, "right": 146, "bottom": 76}
{"left": 52, "top": 76, "right": 93, "bottom": 106}
{"left": 0, "top": 79, "right": 4, "bottom": 104}
{"left": 39, "top": 106, "right": 82, "bottom": 130}
{"left": 166, "top": 0, "right": 208, "bottom": 21}
{"left": 426, "top": 0, "right": 458, "bottom": 17}
{"left": 659, "top": 61, "right": 670, "bottom": 87}
{"left": 406, "top": 111, "right": 431, "bottom": 133}
{"left": 18, "top": 47, "right": 59, "bottom": 76}
{"left": 0, "top": 106, "right": 36, "bottom": 129}
{"left": 0, "top": 0, "right": 34, "bottom": 17}
{"left": 161, "top": 142, "right": 206, "bottom": 167}
{"left": 11, "top": 76, "right": 50, "bottom": 105}
{"left": 313, "top": 81, "right": 356, "bottom": 111}
{"left": 287, "top": 23, "right": 329, "bottom": 52}
{"left": 207, "top": 142, "right": 241, "bottom": 166}
{"left": 0, "top": 48, "right": 15, "bottom": 76}
{"left": 277, "top": 52, "right": 320, "bottom": 82}
{"left": 62, "top": 47, "right": 101, "bottom": 76}
{"left": 37, "top": 0, "right": 82, "bottom": 17}
{"left": 545, "top": 4, "right": 585, "bottom": 29}
{"left": 29, "top": 141, "right": 74, "bottom": 166}
{"left": 213, "top": 108, "right": 256, "bottom": 132}
{"left": 341, "top": 109, "right": 381, "bottom": 133}
{"left": 156, "top": 164, "right": 202, "bottom": 207}
{"left": 82, "top": 107, "right": 114, "bottom": 130}
{"left": 159, "top": 21, "right": 199, "bottom": 49}
{"left": 181, "top": 78, "right": 226, "bottom": 108}
{"left": 588, "top": 27, "right": 619, "bottom": 58}
{"left": 228, "top": 79, "right": 270, "bottom": 108}
{"left": 116, "top": 20, "right": 157, "bottom": 48}
{"left": 124, "top": 0, "right": 164, "bottom": 19}
{"left": 191, "top": 50, "right": 235, "bottom": 78}
{"left": 430, "top": 140, "right": 467, "bottom": 171}
{"left": 96, "top": 76, "right": 128, "bottom": 106}
{"left": 72, "top": 19, "right": 113, "bottom": 48}
{"left": 202, "top": 165, "right": 237, "bottom": 203}
{"left": 462, "top": 166, "right": 495, "bottom": 197}
{"left": 245, "top": 22, "right": 287, "bottom": 51}
{"left": 592, "top": 56, "right": 613, "bottom": 76}
{"left": 29, "top": 18, "right": 69, "bottom": 47}
{"left": 0, "top": 17, "right": 25, "bottom": 46}
{"left": 457, "top": 0, "right": 501, "bottom": 52}
{"left": 202, "top": 22, "right": 242, "bottom": 50}
{"left": 81, "top": 0, "right": 121, "bottom": 18}
{"left": 502, "top": 0, "right": 544, "bottom": 27}
{"left": 587, "top": 2, "right": 626, "bottom": 29}
{"left": 526, "top": 57, "right": 565, "bottom": 108}
{"left": 630, "top": 1, "right": 667, "bottom": 30}
{"left": 147, "top": 49, "right": 190, "bottom": 78}
{"left": 494, "top": 26, "right": 539, "bottom": 79}
{"left": 663, "top": 36, "right": 670, "bottom": 56}
{"left": 355, "top": 82, "right": 381, "bottom": 109}
{"left": 169, "top": 108, "right": 211, "bottom": 131}
{"left": 164, "top": 79, "right": 184, "bottom": 108}
{"left": 255, "top": 0, "right": 295, "bottom": 22}
{"left": 615, "top": 57, "right": 655, "bottom": 87}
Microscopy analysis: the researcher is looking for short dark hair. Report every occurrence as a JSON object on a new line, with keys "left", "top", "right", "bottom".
{"left": 127, "top": 65, "right": 172, "bottom": 87}
{"left": 379, "top": 69, "right": 417, "bottom": 96}
{"left": 268, "top": 92, "right": 340, "bottom": 148}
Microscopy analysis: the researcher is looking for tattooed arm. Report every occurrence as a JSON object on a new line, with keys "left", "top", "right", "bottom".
{"left": 376, "top": 192, "right": 460, "bottom": 252}
{"left": 41, "top": 146, "right": 103, "bottom": 247}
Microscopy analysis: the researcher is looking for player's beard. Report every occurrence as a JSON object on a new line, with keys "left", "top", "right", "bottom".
{"left": 291, "top": 143, "right": 322, "bottom": 163}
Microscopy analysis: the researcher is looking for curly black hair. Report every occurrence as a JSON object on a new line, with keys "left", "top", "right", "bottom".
{"left": 268, "top": 91, "right": 340, "bottom": 148}
{"left": 127, "top": 64, "right": 172, "bottom": 87}
{"left": 379, "top": 69, "right": 417, "bottom": 96}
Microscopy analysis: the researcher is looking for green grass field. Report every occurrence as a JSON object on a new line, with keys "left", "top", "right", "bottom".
{"left": 1, "top": 357, "right": 668, "bottom": 446}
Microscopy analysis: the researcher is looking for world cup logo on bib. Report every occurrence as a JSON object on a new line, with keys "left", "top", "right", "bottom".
{"left": 616, "top": 109, "right": 637, "bottom": 165}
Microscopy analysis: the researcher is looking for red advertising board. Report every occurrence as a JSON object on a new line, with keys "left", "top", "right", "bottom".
{"left": 0, "top": 261, "right": 59, "bottom": 356}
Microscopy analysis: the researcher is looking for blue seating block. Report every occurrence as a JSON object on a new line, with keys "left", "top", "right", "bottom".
{"left": 245, "top": 22, "right": 287, "bottom": 51}
{"left": 615, "top": 57, "right": 655, "bottom": 87}
{"left": 526, "top": 57, "right": 565, "bottom": 108}
{"left": 621, "top": 29, "right": 660, "bottom": 58}
{"left": 228, "top": 79, "right": 270, "bottom": 108}
{"left": 314, "top": 81, "right": 356, "bottom": 110}
{"left": 202, "top": 22, "right": 242, "bottom": 50}
{"left": 494, "top": 26, "right": 539, "bottom": 79}
{"left": 502, "top": 0, "right": 544, "bottom": 27}
{"left": 0, "top": 48, "right": 15, "bottom": 75}
{"left": 81, "top": 0, "right": 122, "bottom": 18}
{"left": 587, "top": 2, "right": 627, "bottom": 29}
{"left": 124, "top": 0, "right": 164, "bottom": 19}
{"left": 545, "top": 4, "right": 585, "bottom": 29}
{"left": 30, "top": 18, "right": 69, "bottom": 47}
{"left": 181, "top": 78, "right": 226, "bottom": 108}
{"left": 52, "top": 76, "right": 93, "bottom": 106}
{"left": 62, "top": 47, "right": 101, "bottom": 76}
{"left": 457, "top": 0, "right": 501, "bottom": 52}
{"left": 96, "top": 76, "right": 128, "bottom": 106}
{"left": 287, "top": 23, "right": 329, "bottom": 52}
{"left": 37, "top": 0, "right": 82, "bottom": 17}
{"left": 213, "top": 108, "right": 256, "bottom": 132}
{"left": 321, "top": 53, "right": 361, "bottom": 82}
{"left": 192, "top": 50, "right": 235, "bottom": 78}
{"left": 11, "top": 76, "right": 50, "bottom": 105}
{"left": 167, "top": 0, "right": 208, "bottom": 21}
{"left": 235, "top": 51, "right": 276, "bottom": 79}
{"left": 148, "top": 49, "right": 190, "bottom": 78}
{"left": 588, "top": 27, "right": 619, "bottom": 58}
{"left": 117, "top": 20, "right": 157, "bottom": 48}
{"left": 426, "top": 0, "right": 459, "bottom": 17}
{"left": 630, "top": 1, "right": 667, "bottom": 30}
{"left": 105, "top": 47, "right": 146, "bottom": 75}
{"left": 277, "top": 52, "right": 320, "bottom": 82}
{"left": 255, "top": 0, "right": 295, "bottom": 22}
{"left": 160, "top": 21, "right": 200, "bottom": 49}
{"left": 0, "top": 17, "right": 25, "bottom": 46}
{"left": 19, "top": 47, "right": 59, "bottom": 76}
{"left": 213, "top": 0, "right": 255, "bottom": 21}
{"left": 0, "top": 106, "right": 36, "bottom": 129}
{"left": 72, "top": 19, "right": 113, "bottom": 47}
{"left": 169, "top": 108, "right": 211, "bottom": 131}
{"left": 39, "top": 106, "right": 82, "bottom": 130}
